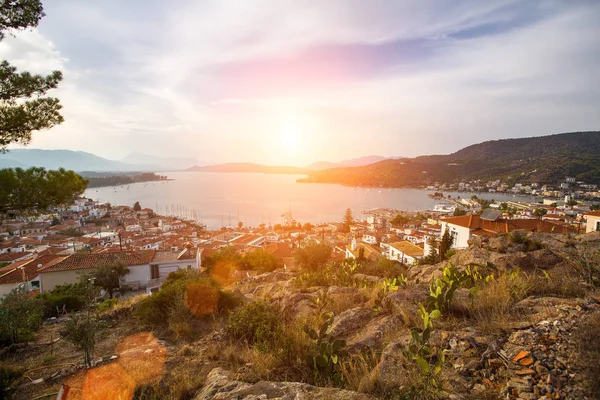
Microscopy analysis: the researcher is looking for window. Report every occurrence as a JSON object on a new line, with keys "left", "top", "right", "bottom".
{"left": 450, "top": 230, "right": 458, "bottom": 245}
{"left": 596, "top": 221, "right": 600, "bottom": 232}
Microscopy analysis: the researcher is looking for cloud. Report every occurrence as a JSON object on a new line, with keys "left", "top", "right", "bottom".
{"left": 0, "top": 0, "right": 598, "bottom": 164}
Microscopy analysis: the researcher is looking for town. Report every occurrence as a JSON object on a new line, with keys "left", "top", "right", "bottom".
{"left": 2, "top": 186, "right": 599, "bottom": 298}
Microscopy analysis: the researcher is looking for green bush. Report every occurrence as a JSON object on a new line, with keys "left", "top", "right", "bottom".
{"left": 134, "top": 279, "right": 189, "bottom": 326}
{"left": 226, "top": 301, "right": 283, "bottom": 352}
{"left": 37, "top": 283, "right": 87, "bottom": 317}
{"left": 0, "top": 362, "right": 23, "bottom": 395}
{"left": 97, "top": 298, "right": 118, "bottom": 313}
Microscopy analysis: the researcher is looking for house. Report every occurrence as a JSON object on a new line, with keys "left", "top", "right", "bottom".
{"left": 345, "top": 240, "right": 382, "bottom": 260}
{"left": 20, "top": 222, "right": 50, "bottom": 237}
{"left": 38, "top": 250, "right": 157, "bottom": 292}
{"left": 584, "top": 211, "right": 600, "bottom": 233}
{"left": 0, "top": 252, "right": 34, "bottom": 264}
{"left": 0, "top": 255, "right": 67, "bottom": 298}
{"left": 146, "top": 247, "right": 202, "bottom": 293}
{"left": 440, "top": 211, "right": 575, "bottom": 249}
{"left": 388, "top": 241, "right": 424, "bottom": 265}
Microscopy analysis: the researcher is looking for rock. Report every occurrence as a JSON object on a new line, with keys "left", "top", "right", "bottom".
{"left": 385, "top": 285, "right": 429, "bottom": 313}
{"left": 195, "top": 368, "right": 374, "bottom": 399}
{"left": 345, "top": 315, "right": 404, "bottom": 353}
{"left": 327, "top": 307, "right": 374, "bottom": 337}
{"left": 368, "top": 337, "right": 411, "bottom": 389}
{"left": 352, "top": 273, "right": 382, "bottom": 285}
{"left": 327, "top": 286, "right": 362, "bottom": 304}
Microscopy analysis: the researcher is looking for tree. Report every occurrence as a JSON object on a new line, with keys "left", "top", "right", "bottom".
{"left": 533, "top": 208, "right": 548, "bottom": 219}
{"left": 391, "top": 214, "right": 409, "bottom": 226}
{"left": 237, "top": 221, "right": 243, "bottom": 229}
{"left": 293, "top": 241, "right": 332, "bottom": 271}
{"left": 439, "top": 230, "right": 453, "bottom": 261}
{"left": 65, "top": 313, "right": 101, "bottom": 368}
{"left": 64, "top": 279, "right": 101, "bottom": 368}
{"left": 0, "top": 167, "right": 88, "bottom": 215}
{"left": 357, "top": 246, "right": 366, "bottom": 262}
{"left": 0, "top": 290, "right": 43, "bottom": 344}
{"left": 89, "top": 261, "right": 130, "bottom": 299}
{"left": 303, "top": 222, "right": 314, "bottom": 231}
{"left": 453, "top": 207, "right": 467, "bottom": 217}
{"left": 343, "top": 208, "right": 353, "bottom": 232}
{"left": 1, "top": 1, "right": 63, "bottom": 151}
{"left": 567, "top": 199, "right": 578, "bottom": 208}
{"left": 591, "top": 203, "right": 600, "bottom": 211}
{"left": 133, "top": 201, "right": 141, "bottom": 212}
{"left": 240, "top": 248, "right": 279, "bottom": 273}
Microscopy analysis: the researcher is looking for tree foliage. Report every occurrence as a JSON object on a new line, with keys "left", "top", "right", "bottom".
{"left": 342, "top": 208, "right": 353, "bottom": 232}
{"left": 0, "top": 167, "right": 88, "bottom": 215}
{"left": 294, "top": 241, "right": 332, "bottom": 272}
{"left": 1, "top": 0, "right": 63, "bottom": 150}
{"left": 0, "top": 290, "right": 43, "bottom": 344}
{"left": 133, "top": 201, "right": 141, "bottom": 212}
{"left": 240, "top": 248, "right": 279, "bottom": 273}
{"left": 89, "top": 261, "right": 130, "bottom": 299}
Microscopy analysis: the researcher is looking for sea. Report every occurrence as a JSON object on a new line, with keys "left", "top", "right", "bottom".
{"left": 84, "top": 172, "right": 536, "bottom": 229}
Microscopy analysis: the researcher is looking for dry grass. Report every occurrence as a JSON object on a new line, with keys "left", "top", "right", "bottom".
{"left": 330, "top": 291, "right": 368, "bottom": 315}
{"left": 340, "top": 351, "right": 380, "bottom": 392}
{"left": 461, "top": 276, "right": 525, "bottom": 334}
{"left": 525, "top": 268, "right": 587, "bottom": 298}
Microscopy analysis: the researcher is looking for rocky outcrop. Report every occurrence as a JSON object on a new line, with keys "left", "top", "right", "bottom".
{"left": 346, "top": 314, "right": 404, "bottom": 353}
{"left": 327, "top": 307, "right": 374, "bottom": 337}
{"left": 195, "top": 368, "right": 375, "bottom": 400}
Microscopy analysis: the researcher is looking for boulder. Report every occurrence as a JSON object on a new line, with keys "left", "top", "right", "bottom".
{"left": 327, "top": 307, "right": 374, "bottom": 337}
{"left": 346, "top": 315, "right": 405, "bottom": 353}
{"left": 366, "top": 337, "right": 411, "bottom": 389}
{"left": 327, "top": 286, "right": 362, "bottom": 304}
{"left": 385, "top": 285, "right": 429, "bottom": 314}
{"left": 195, "top": 368, "right": 375, "bottom": 400}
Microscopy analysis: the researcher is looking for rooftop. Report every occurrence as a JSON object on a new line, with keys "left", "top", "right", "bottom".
{"left": 40, "top": 250, "right": 156, "bottom": 273}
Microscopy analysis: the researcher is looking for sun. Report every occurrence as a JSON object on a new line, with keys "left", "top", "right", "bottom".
{"left": 280, "top": 126, "right": 303, "bottom": 150}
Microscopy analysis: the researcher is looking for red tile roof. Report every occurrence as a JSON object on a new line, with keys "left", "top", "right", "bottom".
{"left": 39, "top": 250, "right": 156, "bottom": 273}
{"left": 0, "top": 255, "right": 66, "bottom": 285}
{"left": 443, "top": 215, "right": 574, "bottom": 234}
{"left": 585, "top": 211, "right": 600, "bottom": 217}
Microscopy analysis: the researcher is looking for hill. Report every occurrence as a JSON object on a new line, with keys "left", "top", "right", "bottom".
{"left": 186, "top": 163, "right": 308, "bottom": 174}
{"left": 299, "top": 131, "right": 600, "bottom": 187}
{"left": 0, "top": 149, "right": 174, "bottom": 172}
{"left": 120, "top": 152, "right": 198, "bottom": 170}
{"left": 305, "top": 155, "right": 395, "bottom": 170}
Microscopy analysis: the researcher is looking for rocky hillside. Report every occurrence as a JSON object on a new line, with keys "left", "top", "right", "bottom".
{"left": 299, "top": 131, "right": 600, "bottom": 186}
{"left": 3, "top": 232, "right": 600, "bottom": 399}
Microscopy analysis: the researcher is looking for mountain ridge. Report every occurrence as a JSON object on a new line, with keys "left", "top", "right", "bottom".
{"left": 299, "top": 131, "right": 600, "bottom": 187}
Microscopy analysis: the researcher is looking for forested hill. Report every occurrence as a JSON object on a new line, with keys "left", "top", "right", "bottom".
{"left": 298, "top": 131, "right": 600, "bottom": 187}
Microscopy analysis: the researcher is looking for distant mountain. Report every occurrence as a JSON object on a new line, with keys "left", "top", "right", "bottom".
{"left": 299, "top": 131, "right": 600, "bottom": 187}
{"left": 120, "top": 152, "right": 198, "bottom": 170}
{"left": 187, "top": 163, "right": 308, "bottom": 174}
{"left": 0, "top": 149, "right": 172, "bottom": 172}
{"left": 305, "top": 155, "right": 396, "bottom": 170}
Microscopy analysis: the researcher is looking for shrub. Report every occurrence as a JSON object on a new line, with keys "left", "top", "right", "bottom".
{"left": 37, "top": 283, "right": 87, "bottom": 318}
{"left": 134, "top": 279, "right": 189, "bottom": 326}
{"left": 294, "top": 241, "right": 332, "bottom": 271}
{"left": 304, "top": 311, "right": 346, "bottom": 385}
{"left": 97, "top": 298, "right": 118, "bottom": 313}
{"left": 0, "top": 362, "right": 23, "bottom": 395}
{"left": 226, "top": 301, "right": 283, "bottom": 352}
{"left": 0, "top": 291, "right": 44, "bottom": 344}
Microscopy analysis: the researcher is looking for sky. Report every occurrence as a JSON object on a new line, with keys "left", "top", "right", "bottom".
{"left": 1, "top": 0, "right": 599, "bottom": 166}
